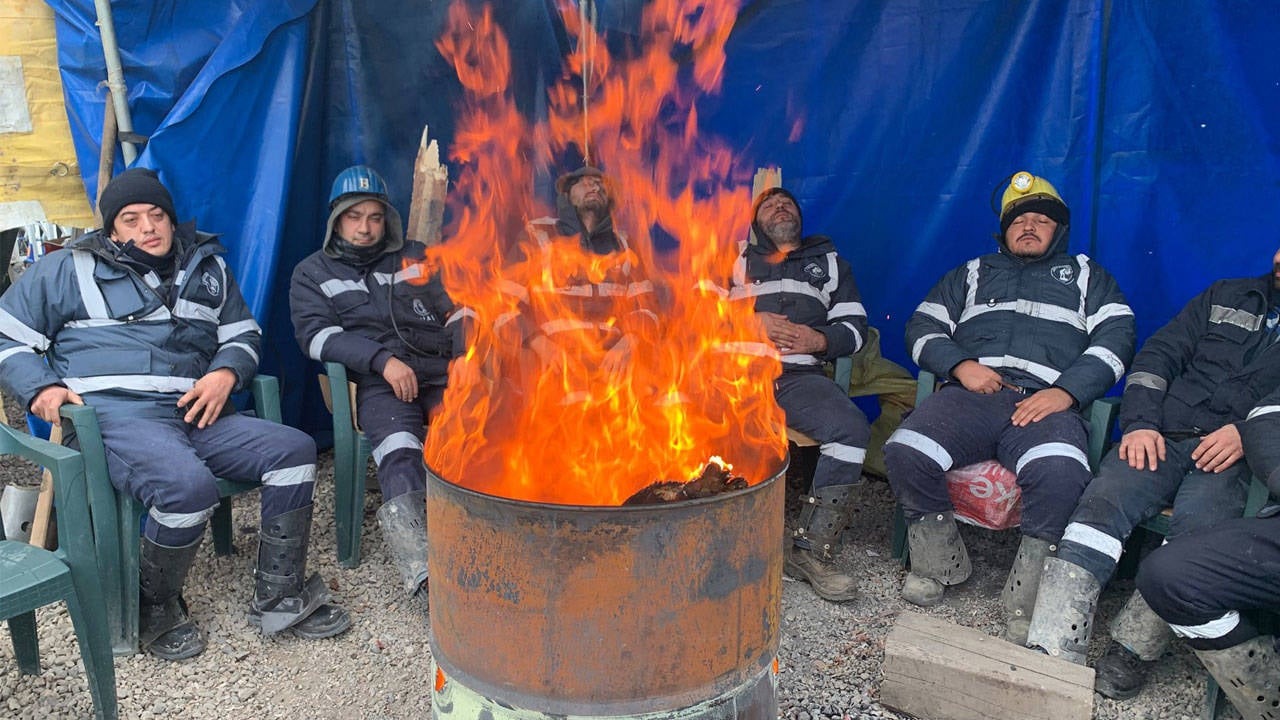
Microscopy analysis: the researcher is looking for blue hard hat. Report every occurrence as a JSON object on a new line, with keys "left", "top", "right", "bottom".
{"left": 329, "top": 165, "right": 389, "bottom": 207}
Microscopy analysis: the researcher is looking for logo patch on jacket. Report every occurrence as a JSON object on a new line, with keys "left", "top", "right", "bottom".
{"left": 412, "top": 298, "right": 437, "bottom": 323}
{"left": 803, "top": 262, "right": 828, "bottom": 282}
{"left": 201, "top": 271, "right": 222, "bottom": 297}
{"left": 1050, "top": 264, "right": 1076, "bottom": 285}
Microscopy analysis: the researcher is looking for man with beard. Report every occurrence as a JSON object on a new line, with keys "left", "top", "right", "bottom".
{"left": 512, "top": 166, "right": 657, "bottom": 376}
{"left": 290, "top": 165, "right": 464, "bottom": 613}
{"left": 1135, "top": 381, "right": 1280, "bottom": 720}
{"left": 1028, "top": 247, "right": 1280, "bottom": 700}
{"left": 729, "top": 187, "right": 870, "bottom": 602}
{"left": 0, "top": 168, "right": 350, "bottom": 659}
{"left": 884, "top": 171, "right": 1135, "bottom": 643}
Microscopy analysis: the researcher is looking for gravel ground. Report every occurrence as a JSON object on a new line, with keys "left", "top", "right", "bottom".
{"left": 1, "top": 401, "right": 1234, "bottom": 720}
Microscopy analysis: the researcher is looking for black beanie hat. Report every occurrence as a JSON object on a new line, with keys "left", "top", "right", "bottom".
{"left": 999, "top": 195, "right": 1069, "bottom": 236}
{"left": 750, "top": 187, "right": 803, "bottom": 244}
{"left": 555, "top": 165, "right": 606, "bottom": 195}
{"left": 99, "top": 168, "right": 177, "bottom": 231}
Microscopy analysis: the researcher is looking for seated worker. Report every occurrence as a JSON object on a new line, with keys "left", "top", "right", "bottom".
{"left": 513, "top": 165, "right": 657, "bottom": 376}
{"left": 290, "top": 165, "right": 463, "bottom": 612}
{"left": 1135, "top": 388, "right": 1280, "bottom": 719}
{"left": 730, "top": 187, "right": 871, "bottom": 603}
{"left": 0, "top": 168, "right": 349, "bottom": 660}
{"left": 1028, "top": 246, "right": 1280, "bottom": 698}
{"left": 884, "top": 171, "right": 1135, "bottom": 643}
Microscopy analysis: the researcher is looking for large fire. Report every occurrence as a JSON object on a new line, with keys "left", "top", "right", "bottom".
{"left": 420, "top": 0, "right": 785, "bottom": 505}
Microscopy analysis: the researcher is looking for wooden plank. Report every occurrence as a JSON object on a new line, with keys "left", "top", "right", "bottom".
{"left": 405, "top": 125, "right": 449, "bottom": 247}
{"left": 880, "top": 610, "right": 1094, "bottom": 720}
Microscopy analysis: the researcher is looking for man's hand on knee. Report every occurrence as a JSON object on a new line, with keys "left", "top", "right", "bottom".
{"left": 1010, "top": 387, "right": 1074, "bottom": 427}
{"left": 1191, "top": 423, "right": 1243, "bottom": 473}
{"left": 1118, "top": 428, "right": 1165, "bottom": 471}
{"left": 178, "top": 368, "right": 237, "bottom": 428}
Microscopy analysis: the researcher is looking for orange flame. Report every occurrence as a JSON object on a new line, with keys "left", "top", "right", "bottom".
{"left": 421, "top": 0, "right": 785, "bottom": 505}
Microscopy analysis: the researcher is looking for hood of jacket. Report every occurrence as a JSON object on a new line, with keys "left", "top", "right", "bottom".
{"left": 322, "top": 195, "right": 405, "bottom": 260}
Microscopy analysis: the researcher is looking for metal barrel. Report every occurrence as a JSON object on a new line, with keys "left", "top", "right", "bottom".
{"left": 426, "top": 465, "right": 784, "bottom": 719}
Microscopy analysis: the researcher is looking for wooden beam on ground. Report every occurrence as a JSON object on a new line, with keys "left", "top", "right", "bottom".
{"left": 405, "top": 125, "right": 449, "bottom": 247}
{"left": 880, "top": 610, "right": 1094, "bottom": 720}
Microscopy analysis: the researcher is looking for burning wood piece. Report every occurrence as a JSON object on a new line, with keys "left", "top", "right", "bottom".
{"left": 623, "top": 462, "right": 748, "bottom": 505}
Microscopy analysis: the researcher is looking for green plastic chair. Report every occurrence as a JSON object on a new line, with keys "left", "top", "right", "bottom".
{"left": 889, "top": 369, "right": 1121, "bottom": 564}
{"left": 320, "top": 362, "right": 372, "bottom": 568}
{"left": 1, "top": 423, "right": 117, "bottom": 719}
{"left": 60, "top": 375, "right": 281, "bottom": 656}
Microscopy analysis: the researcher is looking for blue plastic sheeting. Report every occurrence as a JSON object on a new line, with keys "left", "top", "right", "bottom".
{"left": 48, "top": 0, "right": 1280, "bottom": 435}
{"left": 47, "top": 0, "right": 316, "bottom": 316}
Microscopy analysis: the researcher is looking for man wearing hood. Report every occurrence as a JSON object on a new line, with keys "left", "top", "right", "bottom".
{"left": 290, "top": 165, "right": 464, "bottom": 612}
{"left": 1134, "top": 386, "right": 1280, "bottom": 720}
{"left": 884, "top": 171, "right": 1135, "bottom": 644}
{"left": 513, "top": 166, "right": 657, "bottom": 374}
{"left": 0, "top": 168, "right": 350, "bottom": 659}
{"left": 1027, "top": 246, "right": 1280, "bottom": 700}
{"left": 729, "top": 186, "right": 871, "bottom": 603}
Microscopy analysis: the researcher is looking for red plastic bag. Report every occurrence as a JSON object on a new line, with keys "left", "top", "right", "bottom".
{"left": 946, "top": 460, "right": 1021, "bottom": 530}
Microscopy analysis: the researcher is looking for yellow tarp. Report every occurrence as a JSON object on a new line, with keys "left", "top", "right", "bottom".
{"left": 0, "top": 0, "right": 93, "bottom": 227}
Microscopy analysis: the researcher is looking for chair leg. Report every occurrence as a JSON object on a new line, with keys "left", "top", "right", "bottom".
{"left": 891, "top": 503, "right": 910, "bottom": 566}
{"left": 64, "top": 592, "right": 119, "bottom": 720}
{"left": 344, "top": 436, "right": 371, "bottom": 568}
{"left": 8, "top": 611, "right": 41, "bottom": 674}
{"left": 1202, "top": 675, "right": 1222, "bottom": 720}
{"left": 334, "top": 434, "right": 356, "bottom": 567}
{"left": 211, "top": 497, "right": 235, "bottom": 556}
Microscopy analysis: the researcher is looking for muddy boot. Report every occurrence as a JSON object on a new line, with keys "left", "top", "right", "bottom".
{"left": 901, "top": 511, "right": 971, "bottom": 607}
{"left": 1000, "top": 535, "right": 1055, "bottom": 645}
{"left": 784, "top": 484, "right": 860, "bottom": 602}
{"left": 1094, "top": 592, "right": 1170, "bottom": 699}
{"left": 248, "top": 505, "right": 351, "bottom": 639}
{"left": 1193, "top": 635, "right": 1280, "bottom": 720}
{"left": 376, "top": 490, "right": 430, "bottom": 615}
{"left": 1025, "top": 557, "right": 1100, "bottom": 664}
{"left": 138, "top": 536, "right": 205, "bottom": 661}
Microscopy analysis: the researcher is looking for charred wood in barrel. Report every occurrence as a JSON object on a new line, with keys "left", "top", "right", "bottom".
{"left": 622, "top": 463, "right": 748, "bottom": 505}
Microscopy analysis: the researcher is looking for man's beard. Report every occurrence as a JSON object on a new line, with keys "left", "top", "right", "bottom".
{"left": 764, "top": 219, "right": 800, "bottom": 246}
{"left": 577, "top": 195, "right": 608, "bottom": 215}
{"left": 1273, "top": 261, "right": 1280, "bottom": 291}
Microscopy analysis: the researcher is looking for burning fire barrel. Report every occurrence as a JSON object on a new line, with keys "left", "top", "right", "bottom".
{"left": 427, "top": 464, "right": 784, "bottom": 719}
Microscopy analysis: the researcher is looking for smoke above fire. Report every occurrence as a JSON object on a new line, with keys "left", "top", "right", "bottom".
{"left": 419, "top": 0, "right": 786, "bottom": 505}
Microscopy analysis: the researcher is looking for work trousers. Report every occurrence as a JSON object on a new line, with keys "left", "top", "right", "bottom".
{"left": 1056, "top": 436, "right": 1251, "bottom": 586}
{"left": 1137, "top": 513, "right": 1280, "bottom": 651}
{"left": 98, "top": 413, "right": 316, "bottom": 546}
{"left": 356, "top": 379, "right": 445, "bottom": 501}
{"left": 775, "top": 371, "right": 870, "bottom": 492}
{"left": 883, "top": 384, "right": 1090, "bottom": 541}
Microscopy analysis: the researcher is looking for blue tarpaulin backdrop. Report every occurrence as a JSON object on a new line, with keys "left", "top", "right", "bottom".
{"left": 46, "top": 0, "right": 1280, "bottom": 435}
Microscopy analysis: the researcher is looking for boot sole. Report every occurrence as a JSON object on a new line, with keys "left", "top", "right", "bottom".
{"left": 248, "top": 611, "right": 352, "bottom": 640}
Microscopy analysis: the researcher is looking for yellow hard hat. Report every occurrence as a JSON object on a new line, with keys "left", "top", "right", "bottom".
{"left": 999, "top": 171, "right": 1070, "bottom": 233}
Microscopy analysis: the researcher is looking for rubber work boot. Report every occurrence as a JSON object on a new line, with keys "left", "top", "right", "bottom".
{"left": 901, "top": 511, "right": 971, "bottom": 607}
{"left": 1193, "top": 635, "right": 1280, "bottom": 720}
{"left": 1000, "top": 535, "right": 1055, "bottom": 645}
{"left": 248, "top": 504, "right": 351, "bottom": 639}
{"left": 138, "top": 536, "right": 206, "bottom": 660}
{"left": 1095, "top": 592, "right": 1170, "bottom": 699}
{"left": 1025, "top": 557, "right": 1100, "bottom": 664}
{"left": 784, "top": 483, "right": 860, "bottom": 602}
{"left": 375, "top": 490, "right": 429, "bottom": 599}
